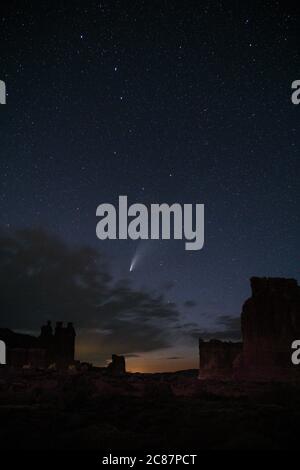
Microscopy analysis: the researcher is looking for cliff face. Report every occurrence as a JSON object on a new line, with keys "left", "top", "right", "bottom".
{"left": 241, "top": 277, "right": 300, "bottom": 378}
{"left": 198, "top": 339, "right": 242, "bottom": 379}
{"left": 0, "top": 322, "right": 76, "bottom": 369}
{"left": 198, "top": 277, "right": 300, "bottom": 380}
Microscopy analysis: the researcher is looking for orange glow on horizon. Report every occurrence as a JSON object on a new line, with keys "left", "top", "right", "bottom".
{"left": 76, "top": 337, "right": 198, "bottom": 373}
{"left": 125, "top": 357, "right": 198, "bottom": 374}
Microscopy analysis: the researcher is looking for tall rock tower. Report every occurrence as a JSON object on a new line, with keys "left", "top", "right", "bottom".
{"left": 53, "top": 322, "right": 76, "bottom": 367}
{"left": 241, "top": 277, "right": 300, "bottom": 378}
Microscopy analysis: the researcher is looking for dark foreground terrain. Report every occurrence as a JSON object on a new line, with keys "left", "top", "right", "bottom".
{"left": 0, "top": 368, "right": 299, "bottom": 451}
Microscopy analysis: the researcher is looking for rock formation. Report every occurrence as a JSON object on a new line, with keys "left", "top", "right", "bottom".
{"left": 241, "top": 277, "right": 300, "bottom": 378}
{"left": 107, "top": 354, "right": 126, "bottom": 376}
{"left": 199, "top": 277, "right": 300, "bottom": 380}
{"left": 198, "top": 339, "right": 242, "bottom": 379}
{"left": 0, "top": 322, "right": 76, "bottom": 369}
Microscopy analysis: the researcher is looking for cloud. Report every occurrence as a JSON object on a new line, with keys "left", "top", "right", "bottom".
{"left": 0, "top": 228, "right": 180, "bottom": 365}
{"left": 184, "top": 314, "right": 241, "bottom": 342}
{"left": 165, "top": 356, "right": 183, "bottom": 360}
{"left": 162, "top": 281, "right": 175, "bottom": 292}
{"left": 184, "top": 300, "right": 197, "bottom": 308}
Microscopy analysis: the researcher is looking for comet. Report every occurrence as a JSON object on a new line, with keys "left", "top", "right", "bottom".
{"left": 129, "top": 241, "right": 151, "bottom": 273}
{"left": 129, "top": 253, "right": 139, "bottom": 272}
{"left": 129, "top": 260, "right": 135, "bottom": 272}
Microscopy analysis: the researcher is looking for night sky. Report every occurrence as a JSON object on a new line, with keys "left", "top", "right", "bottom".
{"left": 0, "top": 1, "right": 299, "bottom": 371}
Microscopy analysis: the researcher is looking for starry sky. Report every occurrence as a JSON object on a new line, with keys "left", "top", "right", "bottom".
{"left": 0, "top": 1, "right": 299, "bottom": 371}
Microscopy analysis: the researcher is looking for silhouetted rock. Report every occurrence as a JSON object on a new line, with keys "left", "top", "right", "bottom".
{"left": 107, "top": 354, "right": 126, "bottom": 376}
{"left": 0, "top": 322, "right": 76, "bottom": 369}
{"left": 198, "top": 277, "right": 300, "bottom": 380}
{"left": 241, "top": 277, "right": 300, "bottom": 378}
{"left": 198, "top": 339, "right": 242, "bottom": 379}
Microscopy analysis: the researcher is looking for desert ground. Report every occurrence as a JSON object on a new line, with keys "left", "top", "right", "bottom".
{"left": 0, "top": 368, "right": 299, "bottom": 451}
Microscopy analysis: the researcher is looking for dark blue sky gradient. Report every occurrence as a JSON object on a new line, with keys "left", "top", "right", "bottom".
{"left": 0, "top": 1, "right": 299, "bottom": 369}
